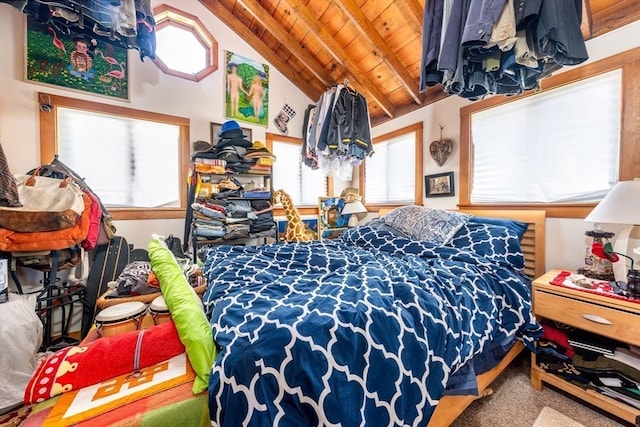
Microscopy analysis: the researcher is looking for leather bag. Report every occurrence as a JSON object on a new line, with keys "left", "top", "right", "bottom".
{"left": 0, "top": 173, "right": 85, "bottom": 232}
{"left": 37, "top": 157, "right": 117, "bottom": 243}
{"left": 0, "top": 193, "right": 92, "bottom": 252}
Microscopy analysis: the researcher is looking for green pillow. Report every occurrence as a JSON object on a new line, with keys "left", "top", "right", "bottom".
{"left": 148, "top": 238, "right": 216, "bottom": 394}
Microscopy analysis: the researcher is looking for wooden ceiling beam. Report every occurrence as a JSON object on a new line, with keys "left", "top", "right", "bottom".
{"left": 580, "top": 0, "right": 593, "bottom": 39}
{"left": 404, "top": 0, "right": 425, "bottom": 25}
{"left": 590, "top": 0, "right": 640, "bottom": 39}
{"left": 333, "top": 0, "right": 422, "bottom": 105}
{"left": 283, "top": 0, "right": 396, "bottom": 118}
{"left": 234, "top": 0, "right": 333, "bottom": 87}
{"left": 198, "top": 0, "right": 322, "bottom": 101}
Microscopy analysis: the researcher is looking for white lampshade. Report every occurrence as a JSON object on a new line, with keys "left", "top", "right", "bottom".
{"left": 585, "top": 178, "right": 640, "bottom": 225}
{"left": 585, "top": 178, "right": 640, "bottom": 281}
{"left": 342, "top": 200, "right": 367, "bottom": 227}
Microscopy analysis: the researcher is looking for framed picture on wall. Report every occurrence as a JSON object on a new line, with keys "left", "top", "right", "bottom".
{"left": 210, "top": 122, "right": 252, "bottom": 144}
{"left": 425, "top": 172, "right": 455, "bottom": 197}
{"left": 25, "top": 16, "right": 129, "bottom": 100}
{"left": 224, "top": 50, "right": 269, "bottom": 127}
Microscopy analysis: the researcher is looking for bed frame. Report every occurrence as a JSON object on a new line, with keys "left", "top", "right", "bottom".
{"left": 377, "top": 208, "right": 546, "bottom": 426}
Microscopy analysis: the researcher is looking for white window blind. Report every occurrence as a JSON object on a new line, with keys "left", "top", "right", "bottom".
{"left": 57, "top": 108, "right": 181, "bottom": 208}
{"left": 272, "top": 140, "right": 327, "bottom": 206}
{"left": 365, "top": 132, "right": 416, "bottom": 204}
{"left": 470, "top": 70, "right": 621, "bottom": 203}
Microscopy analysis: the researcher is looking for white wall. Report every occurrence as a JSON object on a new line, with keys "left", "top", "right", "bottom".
{"left": 371, "top": 20, "right": 640, "bottom": 273}
{"left": 0, "top": 0, "right": 313, "bottom": 253}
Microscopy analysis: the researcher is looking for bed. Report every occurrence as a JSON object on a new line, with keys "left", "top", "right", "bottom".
{"left": 16, "top": 207, "right": 545, "bottom": 426}
{"left": 201, "top": 207, "right": 546, "bottom": 426}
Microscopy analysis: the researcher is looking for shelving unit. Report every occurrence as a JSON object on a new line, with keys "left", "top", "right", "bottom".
{"left": 183, "top": 155, "right": 277, "bottom": 262}
{"left": 531, "top": 269, "right": 640, "bottom": 425}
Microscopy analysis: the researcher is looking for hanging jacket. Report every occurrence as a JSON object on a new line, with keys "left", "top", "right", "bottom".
{"left": 325, "top": 88, "right": 372, "bottom": 159}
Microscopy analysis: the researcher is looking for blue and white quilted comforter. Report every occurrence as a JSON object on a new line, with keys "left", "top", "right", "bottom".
{"left": 202, "top": 226, "right": 541, "bottom": 426}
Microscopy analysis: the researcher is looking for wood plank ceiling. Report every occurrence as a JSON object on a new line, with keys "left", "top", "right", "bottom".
{"left": 199, "top": 0, "right": 640, "bottom": 127}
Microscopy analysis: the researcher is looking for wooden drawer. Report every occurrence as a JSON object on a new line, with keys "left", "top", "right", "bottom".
{"left": 534, "top": 289, "right": 640, "bottom": 347}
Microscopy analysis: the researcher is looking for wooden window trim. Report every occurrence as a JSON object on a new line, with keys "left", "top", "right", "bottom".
{"left": 152, "top": 4, "right": 218, "bottom": 82}
{"left": 359, "top": 122, "right": 423, "bottom": 213}
{"left": 265, "top": 132, "right": 332, "bottom": 216}
{"left": 39, "top": 92, "right": 190, "bottom": 220}
{"left": 459, "top": 47, "right": 640, "bottom": 218}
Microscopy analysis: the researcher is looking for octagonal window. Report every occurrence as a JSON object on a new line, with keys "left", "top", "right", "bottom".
{"left": 153, "top": 5, "right": 218, "bottom": 81}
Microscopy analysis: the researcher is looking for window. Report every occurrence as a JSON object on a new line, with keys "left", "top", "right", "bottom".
{"left": 471, "top": 70, "right": 621, "bottom": 203}
{"left": 39, "top": 92, "right": 190, "bottom": 220}
{"left": 266, "top": 133, "right": 328, "bottom": 210}
{"left": 360, "top": 123, "right": 423, "bottom": 207}
{"left": 460, "top": 47, "right": 640, "bottom": 218}
{"left": 153, "top": 5, "right": 218, "bottom": 81}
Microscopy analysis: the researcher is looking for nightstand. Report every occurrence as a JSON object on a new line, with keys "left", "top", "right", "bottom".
{"left": 531, "top": 269, "right": 640, "bottom": 425}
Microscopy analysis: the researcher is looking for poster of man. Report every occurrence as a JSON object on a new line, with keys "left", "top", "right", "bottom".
{"left": 224, "top": 51, "right": 269, "bottom": 127}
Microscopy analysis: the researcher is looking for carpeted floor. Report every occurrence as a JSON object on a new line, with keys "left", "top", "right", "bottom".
{"left": 450, "top": 352, "right": 632, "bottom": 427}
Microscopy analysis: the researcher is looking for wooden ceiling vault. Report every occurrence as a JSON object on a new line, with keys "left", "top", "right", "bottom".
{"left": 199, "top": 0, "right": 640, "bottom": 127}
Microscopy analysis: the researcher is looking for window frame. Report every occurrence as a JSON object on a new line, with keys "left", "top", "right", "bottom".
{"left": 152, "top": 4, "right": 218, "bottom": 82}
{"left": 359, "top": 122, "right": 424, "bottom": 212}
{"left": 39, "top": 92, "right": 191, "bottom": 220}
{"left": 459, "top": 47, "right": 640, "bottom": 218}
{"left": 265, "top": 132, "right": 332, "bottom": 216}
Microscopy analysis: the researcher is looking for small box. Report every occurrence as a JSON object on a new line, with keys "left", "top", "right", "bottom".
{"left": 0, "top": 258, "right": 8, "bottom": 303}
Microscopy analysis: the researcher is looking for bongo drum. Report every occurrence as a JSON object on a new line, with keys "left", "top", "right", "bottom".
{"left": 95, "top": 301, "right": 147, "bottom": 337}
{"left": 149, "top": 295, "right": 172, "bottom": 325}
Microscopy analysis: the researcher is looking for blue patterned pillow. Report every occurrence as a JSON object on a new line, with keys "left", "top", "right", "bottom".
{"left": 383, "top": 206, "right": 470, "bottom": 245}
{"left": 448, "top": 222, "right": 525, "bottom": 269}
{"left": 468, "top": 216, "right": 528, "bottom": 240}
{"left": 364, "top": 218, "right": 410, "bottom": 238}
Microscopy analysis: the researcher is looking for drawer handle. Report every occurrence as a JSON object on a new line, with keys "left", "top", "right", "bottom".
{"left": 581, "top": 314, "right": 613, "bottom": 325}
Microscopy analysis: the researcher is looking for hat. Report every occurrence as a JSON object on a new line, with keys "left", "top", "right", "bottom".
{"left": 217, "top": 128, "right": 245, "bottom": 140}
{"left": 193, "top": 140, "right": 214, "bottom": 152}
{"left": 215, "top": 137, "right": 253, "bottom": 149}
{"left": 250, "top": 140, "right": 267, "bottom": 151}
{"left": 245, "top": 140, "right": 276, "bottom": 159}
{"left": 218, "top": 120, "right": 241, "bottom": 136}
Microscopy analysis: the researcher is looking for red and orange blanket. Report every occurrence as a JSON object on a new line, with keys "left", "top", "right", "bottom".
{"left": 20, "top": 322, "right": 209, "bottom": 426}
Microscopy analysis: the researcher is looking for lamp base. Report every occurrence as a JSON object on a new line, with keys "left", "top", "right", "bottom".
{"left": 627, "top": 269, "right": 640, "bottom": 297}
{"left": 348, "top": 215, "right": 359, "bottom": 228}
{"left": 613, "top": 225, "right": 635, "bottom": 283}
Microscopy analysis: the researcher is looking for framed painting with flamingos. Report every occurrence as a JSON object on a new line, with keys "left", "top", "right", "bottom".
{"left": 26, "top": 17, "right": 129, "bottom": 100}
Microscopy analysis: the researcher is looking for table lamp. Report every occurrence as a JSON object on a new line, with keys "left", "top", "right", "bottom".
{"left": 340, "top": 188, "right": 368, "bottom": 227}
{"left": 584, "top": 178, "right": 640, "bottom": 284}
{"left": 342, "top": 199, "right": 368, "bottom": 227}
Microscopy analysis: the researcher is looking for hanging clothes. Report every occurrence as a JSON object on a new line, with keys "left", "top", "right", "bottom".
{"left": 1, "top": 0, "right": 156, "bottom": 60}
{"left": 301, "top": 84, "right": 373, "bottom": 180}
{"left": 419, "top": 0, "right": 588, "bottom": 99}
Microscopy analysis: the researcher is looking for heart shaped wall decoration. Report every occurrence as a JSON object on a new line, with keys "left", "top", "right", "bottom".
{"left": 429, "top": 125, "right": 453, "bottom": 167}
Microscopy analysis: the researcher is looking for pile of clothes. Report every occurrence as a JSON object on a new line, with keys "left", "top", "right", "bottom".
{"left": 190, "top": 120, "right": 276, "bottom": 247}
{"left": 538, "top": 321, "right": 640, "bottom": 409}
{"left": 194, "top": 120, "right": 275, "bottom": 175}
{"left": 105, "top": 244, "right": 204, "bottom": 298}
{"left": 419, "top": 0, "right": 588, "bottom": 99}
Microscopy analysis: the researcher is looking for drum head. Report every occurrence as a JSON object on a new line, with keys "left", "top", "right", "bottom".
{"left": 95, "top": 301, "right": 147, "bottom": 322}
{"left": 150, "top": 295, "right": 168, "bottom": 312}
